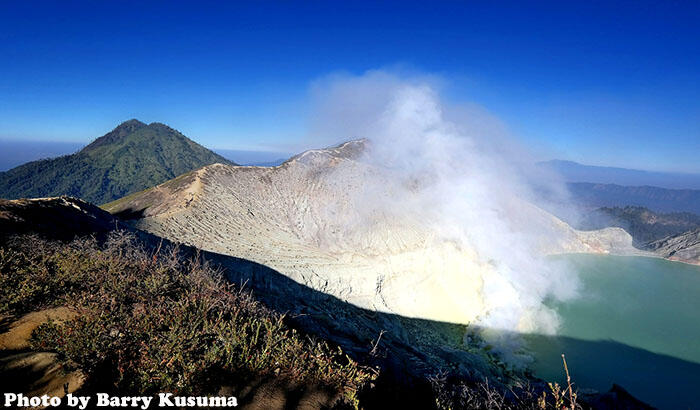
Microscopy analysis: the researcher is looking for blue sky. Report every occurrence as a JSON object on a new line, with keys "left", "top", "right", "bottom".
{"left": 1, "top": 1, "right": 698, "bottom": 172}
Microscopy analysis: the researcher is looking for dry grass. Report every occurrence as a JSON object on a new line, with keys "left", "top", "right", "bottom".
{"left": 429, "top": 355, "right": 581, "bottom": 410}
{"left": 0, "top": 231, "right": 375, "bottom": 406}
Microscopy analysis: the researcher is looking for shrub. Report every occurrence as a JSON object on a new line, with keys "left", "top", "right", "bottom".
{"left": 0, "top": 231, "right": 374, "bottom": 405}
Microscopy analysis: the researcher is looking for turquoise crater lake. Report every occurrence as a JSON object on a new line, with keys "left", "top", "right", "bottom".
{"left": 525, "top": 254, "right": 700, "bottom": 409}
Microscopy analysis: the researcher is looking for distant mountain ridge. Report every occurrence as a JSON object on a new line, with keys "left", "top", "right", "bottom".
{"left": 214, "top": 149, "right": 291, "bottom": 166}
{"left": 568, "top": 182, "right": 700, "bottom": 215}
{"left": 540, "top": 159, "right": 700, "bottom": 189}
{"left": 0, "top": 120, "right": 234, "bottom": 205}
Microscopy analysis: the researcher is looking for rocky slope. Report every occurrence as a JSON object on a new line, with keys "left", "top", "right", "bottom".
{"left": 0, "top": 120, "right": 234, "bottom": 204}
{"left": 105, "top": 140, "right": 642, "bottom": 331}
{"left": 575, "top": 206, "right": 700, "bottom": 264}
{"left": 646, "top": 229, "right": 700, "bottom": 265}
{"left": 578, "top": 206, "right": 700, "bottom": 243}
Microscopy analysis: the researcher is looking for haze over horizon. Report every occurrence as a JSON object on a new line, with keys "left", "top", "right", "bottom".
{"left": 1, "top": 1, "right": 699, "bottom": 172}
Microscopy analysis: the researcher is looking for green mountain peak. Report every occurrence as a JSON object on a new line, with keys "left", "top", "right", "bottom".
{"left": 83, "top": 119, "right": 148, "bottom": 152}
{"left": 0, "top": 120, "right": 234, "bottom": 205}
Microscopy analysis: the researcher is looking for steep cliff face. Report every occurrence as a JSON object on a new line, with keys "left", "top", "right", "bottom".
{"left": 646, "top": 229, "right": 700, "bottom": 265}
{"left": 577, "top": 205, "right": 700, "bottom": 245}
{"left": 104, "top": 140, "right": 641, "bottom": 331}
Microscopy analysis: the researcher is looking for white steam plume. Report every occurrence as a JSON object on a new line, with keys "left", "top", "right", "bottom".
{"left": 305, "top": 70, "right": 580, "bottom": 335}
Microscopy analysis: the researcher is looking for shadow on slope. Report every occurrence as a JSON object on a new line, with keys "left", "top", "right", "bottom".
{"left": 523, "top": 333, "right": 700, "bottom": 409}
{"left": 203, "top": 250, "right": 489, "bottom": 409}
{"left": 0, "top": 198, "right": 670, "bottom": 409}
{"left": 202, "top": 249, "right": 679, "bottom": 409}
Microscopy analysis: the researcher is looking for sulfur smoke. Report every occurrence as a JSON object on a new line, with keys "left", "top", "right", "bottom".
{"left": 305, "top": 70, "right": 580, "bottom": 336}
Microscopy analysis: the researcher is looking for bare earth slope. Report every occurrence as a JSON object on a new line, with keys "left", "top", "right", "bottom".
{"left": 105, "top": 140, "right": 642, "bottom": 331}
{"left": 646, "top": 229, "right": 700, "bottom": 265}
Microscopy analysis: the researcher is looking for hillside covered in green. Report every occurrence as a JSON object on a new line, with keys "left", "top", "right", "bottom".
{"left": 0, "top": 120, "right": 234, "bottom": 204}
